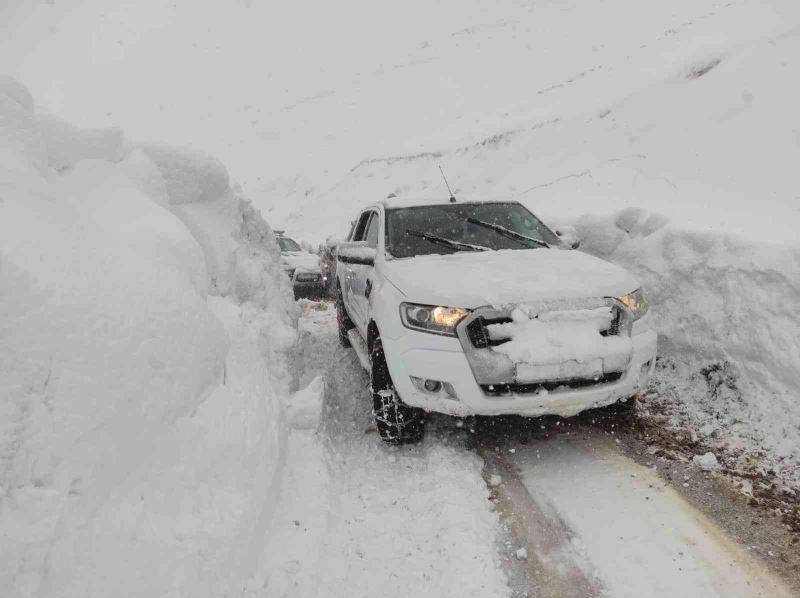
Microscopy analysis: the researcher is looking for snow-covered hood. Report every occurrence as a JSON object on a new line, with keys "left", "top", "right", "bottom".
{"left": 382, "top": 249, "right": 639, "bottom": 308}
{"left": 281, "top": 251, "right": 321, "bottom": 272}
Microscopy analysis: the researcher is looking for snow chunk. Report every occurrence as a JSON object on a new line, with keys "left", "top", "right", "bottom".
{"left": 515, "top": 547, "right": 528, "bottom": 560}
{"left": 36, "top": 111, "right": 125, "bottom": 171}
{"left": 693, "top": 452, "right": 721, "bottom": 471}
{"left": 288, "top": 376, "right": 325, "bottom": 429}
{"left": 487, "top": 305, "right": 631, "bottom": 383}
{"left": 488, "top": 474, "right": 503, "bottom": 487}
{"left": 0, "top": 86, "right": 47, "bottom": 172}
{"left": 0, "top": 75, "right": 34, "bottom": 111}
{"left": 142, "top": 143, "right": 230, "bottom": 205}
{"left": 699, "top": 423, "right": 716, "bottom": 438}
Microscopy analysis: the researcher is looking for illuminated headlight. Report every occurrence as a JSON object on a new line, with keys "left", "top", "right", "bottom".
{"left": 617, "top": 288, "right": 649, "bottom": 321}
{"left": 400, "top": 302, "right": 469, "bottom": 336}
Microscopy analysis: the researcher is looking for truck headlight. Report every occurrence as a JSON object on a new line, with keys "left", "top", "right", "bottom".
{"left": 400, "top": 303, "right": 469, "bottom": 336}
{"left": 617, "top": 289, "right": 649, "bottom": 320}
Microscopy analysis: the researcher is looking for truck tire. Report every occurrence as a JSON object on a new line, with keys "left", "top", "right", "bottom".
{"left": 336, "top": 283, "right": 354, "bottom": 348}
{"left": 370, "top": 337, "right": 425, "bottom": 444}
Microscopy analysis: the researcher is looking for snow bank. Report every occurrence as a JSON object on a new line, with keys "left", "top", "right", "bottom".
{"left": 0, "top": 78, "right": 296, "bottom": 596}
{"left": 572, "top": 209, "right": 800, "bottom": 486}
{"left": 286, "top": 375, "right": 325, "bottom": 429}
{"left": 36, "top": 112, "right": 126, "bottom": 172}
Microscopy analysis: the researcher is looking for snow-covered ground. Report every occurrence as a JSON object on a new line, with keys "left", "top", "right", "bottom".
{"left": 253, "top": 304, "right": 511, "bottom": 597}
{"left": 505, "top": 432, "right": 793, "bottom": 597}
{"left": 262, "top": 303, "right": 795, "bottom": 597}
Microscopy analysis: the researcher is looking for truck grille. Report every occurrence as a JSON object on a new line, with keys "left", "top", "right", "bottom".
{"left": 600, "top": 305, "right": 623, "bottom": 337}
{"left": 481, "top": 372, "right": 623, "bottom": 396}
{"left": 465, "top": 316, "right": 512, "bottom": 348}
{"left": 466, "top": 305, "right": 623, "bottom": 348}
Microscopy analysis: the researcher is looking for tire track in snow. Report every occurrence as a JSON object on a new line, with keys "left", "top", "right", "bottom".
{"left": 284, "top": 302, "right": 512, "bottom": 598}
{"left": 292, "top": 302, "right": 796, "bottom": 597}
{"left": 475, "top": 416, "right": 795, "bottom": 598}
{"left": 479, "top": 445, "right": 603, "bottom": 597}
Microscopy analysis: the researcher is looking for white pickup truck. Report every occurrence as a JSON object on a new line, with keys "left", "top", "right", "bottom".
{"left": 335, "top": 197, "right": 657, "bottom": 444}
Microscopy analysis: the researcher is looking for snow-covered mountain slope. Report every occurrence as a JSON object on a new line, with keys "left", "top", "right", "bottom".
{"left": 3, "top": 0, "right": 798, "bottom": 244}
{"left": 262, "top": 0, "right": 800, "bottom": 244}
{"left": 0, "top": 78, "right": 299, "bottom": 596}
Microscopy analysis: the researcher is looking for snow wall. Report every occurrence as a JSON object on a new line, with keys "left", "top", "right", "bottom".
{"left": 0, "top": 76, "right": 298, "bottom": 596}
{"left": 569, "top": 210, "right": 800, "bottom": 486}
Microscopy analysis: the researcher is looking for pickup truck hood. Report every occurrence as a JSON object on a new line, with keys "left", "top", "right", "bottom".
{"left": 382, "top": 249, "right": 639, "bottom": 308}
{"left": 281, "top": 251, "right": 320, "bottom": 272}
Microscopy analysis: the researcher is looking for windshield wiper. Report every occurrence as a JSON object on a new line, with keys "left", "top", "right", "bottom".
{"left": 405, "top": 229, "right": 488, "bottom": 252}
{"left": 466, "top": 217, "right": 550, "bottom": 249}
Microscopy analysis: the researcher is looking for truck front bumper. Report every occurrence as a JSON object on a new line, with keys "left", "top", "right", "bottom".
{"left": 383, "top": 322, "right": 657, "bottom": 418}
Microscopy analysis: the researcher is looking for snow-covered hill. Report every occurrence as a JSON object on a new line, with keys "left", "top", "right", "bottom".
{"left": 261, "top": 0, "right": 799, "bottom": 244}
{"left": 3, "top": 0, "right": 798, "bottom": 244}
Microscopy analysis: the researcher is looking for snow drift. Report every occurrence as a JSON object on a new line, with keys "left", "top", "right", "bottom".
{"left": 488, "top": 305, "right": 632, "bottom": 384}
{"left": 573, "top": 210, "right": 800, "bottom": 487}
{"left": 0, "top": 78, "right": 297, "bottom": 596}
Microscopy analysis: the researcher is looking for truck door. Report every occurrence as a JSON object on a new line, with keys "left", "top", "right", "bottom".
{"left": 341, "top": 211, "right": 373, "bottom": 328}
{"left": 350, "top": 210, "right": 380, "bottom": 335}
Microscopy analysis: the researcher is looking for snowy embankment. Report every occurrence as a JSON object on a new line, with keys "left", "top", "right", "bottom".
{"left": 253, "top": 304, "right": 511, "bottom": 598}
{"left": 573, "top": 210, "right": 800, "bottom": 490}
{"left": 0, "top": 77, "right": 298, "bottom": 595}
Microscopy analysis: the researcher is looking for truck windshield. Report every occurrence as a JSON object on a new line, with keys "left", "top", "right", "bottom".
{"left": 277, "top": 237, "right": 302, "bottom": 252}
{"left": 385, "top": 202, "right": 560, "bottom": 258}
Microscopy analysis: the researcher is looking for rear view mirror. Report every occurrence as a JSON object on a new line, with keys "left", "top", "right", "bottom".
{"left": 337, "top": 241, "right": 377, "bottom": 266}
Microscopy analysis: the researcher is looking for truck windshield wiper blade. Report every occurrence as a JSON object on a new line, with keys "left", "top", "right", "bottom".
{"left": 405, "top": 229, "right": 488, "bottom": 252}
{"left": 466, "top": 217, "right": 550, "bottom": 248}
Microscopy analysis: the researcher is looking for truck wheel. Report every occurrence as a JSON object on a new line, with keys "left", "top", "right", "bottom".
{"left": 371, "top": 337, "right": 425, "bottom": 444}
{"left": 336, "top": 284, "right": 353, "bottom": 348}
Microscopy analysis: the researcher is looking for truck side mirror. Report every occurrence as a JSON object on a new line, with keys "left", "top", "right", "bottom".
{"left": 337, "top": 241, "right": 377, "bottom": 266}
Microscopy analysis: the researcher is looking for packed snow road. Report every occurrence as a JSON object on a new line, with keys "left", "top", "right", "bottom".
{"left": 272, "top": 302, "right": 795, "bottom": 597}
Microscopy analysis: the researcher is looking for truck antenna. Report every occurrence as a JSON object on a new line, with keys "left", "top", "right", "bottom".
{"left": 438, "top": 165, "right": 456, "bottom": 203}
